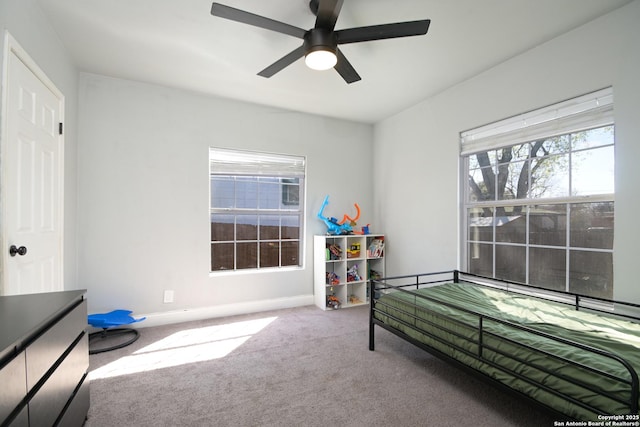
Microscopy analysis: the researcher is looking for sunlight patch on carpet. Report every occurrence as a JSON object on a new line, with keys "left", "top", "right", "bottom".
{"left": 89, "top": 316, "right": 278, "bottom": 380}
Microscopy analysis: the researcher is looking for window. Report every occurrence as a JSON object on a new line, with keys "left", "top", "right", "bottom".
{"left": 461, "top": 88, "right": 614, "bottom": 299}
{"left": 210, "top": 148, "right": 305, "bottom": 272}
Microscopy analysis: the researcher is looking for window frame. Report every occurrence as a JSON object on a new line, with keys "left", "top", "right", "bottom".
{"left": 209, "top": 148, "right": 306, "bottom": 273}
{"left": 459, "top": 89, "right": 615, "bottom": 298}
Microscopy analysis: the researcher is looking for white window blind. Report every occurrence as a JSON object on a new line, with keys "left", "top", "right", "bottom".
{"left": 460, "top": 87, "right": 614, "bottom": 156}
{"left": 209, "top": 147, "right": 305, "bottom": 177}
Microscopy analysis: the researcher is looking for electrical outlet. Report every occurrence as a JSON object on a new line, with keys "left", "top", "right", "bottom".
{"left": 163, "top": 290, "right": 174, "bottom": 303}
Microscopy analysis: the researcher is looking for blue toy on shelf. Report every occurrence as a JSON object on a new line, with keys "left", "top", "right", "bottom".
{"left": 87, "top": 309, "right": 146, "bottom": 354}
{"left": 317, "top": 195, "right": 361, "bottom": 235}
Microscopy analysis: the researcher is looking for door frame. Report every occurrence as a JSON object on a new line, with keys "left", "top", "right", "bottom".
{"left": 0, "top": 31, "right": 65, "bottom": 294}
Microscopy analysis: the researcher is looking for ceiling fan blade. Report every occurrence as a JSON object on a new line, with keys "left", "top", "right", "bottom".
{"left": 314, "top": 0, "right": 344, "bottom": 31}
{"left": 211, "top": 3, "right": 306, "bottom": 39}
{"left": 257, "top": 45, "right": 306, "bottom": 78}
{"left": 333, "top": 48, "right": 361, "bottom": 84}
{"left": 336, "top": 20, "right": 430, "bottom": 45}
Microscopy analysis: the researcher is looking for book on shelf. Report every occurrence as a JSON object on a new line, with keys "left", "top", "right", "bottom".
{"left": 367, "top": 237, "right": 385, "bottom": 258}
{"left": 326, "top": 243, "right": 342, "bottom": 260}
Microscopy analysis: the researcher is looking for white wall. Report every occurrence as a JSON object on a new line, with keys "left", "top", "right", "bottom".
{"left": 0, "top": 0, "right": 79, "bottom": 290}
{"left": 77, "top": 74, "right": 374, "bottom": 323}
{"left": 374, "top": 1, "right": 640, "bottom": 303}
{"left": 4, "top": 0, "right": 638, "bottom": 321}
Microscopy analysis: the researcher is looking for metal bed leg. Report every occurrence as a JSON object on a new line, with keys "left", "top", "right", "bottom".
{"left": 369, "top": 280, "right": 375, "bottom": 351}
{"left": 369, "top": 321, "right": 375, "bottom": 351}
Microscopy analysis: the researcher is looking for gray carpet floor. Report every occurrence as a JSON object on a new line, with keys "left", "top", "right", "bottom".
{"left": 85, "top": 305, "right": 560, "bottom": 426}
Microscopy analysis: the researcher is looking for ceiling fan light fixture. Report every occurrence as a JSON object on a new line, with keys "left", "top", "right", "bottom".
{"left": 305, "top": 48, "right": 337, "bottom": 70}
{"left": 211, "top": 2, "right": 431, "bottom": 83}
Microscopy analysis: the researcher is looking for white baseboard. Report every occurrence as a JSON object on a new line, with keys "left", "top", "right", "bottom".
{"left": 131, "top": 294, "right": 315, "bottom": 329}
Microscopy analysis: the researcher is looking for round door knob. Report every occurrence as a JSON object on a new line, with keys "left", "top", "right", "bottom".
{"left": 9, "top": 245, "right": 27, "bottom": 257}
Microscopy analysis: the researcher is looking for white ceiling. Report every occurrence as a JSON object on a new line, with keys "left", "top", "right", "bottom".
{"left": 37, "top": 0, "right": 633, "bottom": 123}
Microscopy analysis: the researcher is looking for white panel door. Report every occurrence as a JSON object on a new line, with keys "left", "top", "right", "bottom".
{"left": 2, "top": 42, "right": 64, "bottom": 295}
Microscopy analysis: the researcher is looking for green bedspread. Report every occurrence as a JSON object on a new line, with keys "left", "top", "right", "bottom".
{"left": 374, "top": 282, "right": 640, "bottom": 420}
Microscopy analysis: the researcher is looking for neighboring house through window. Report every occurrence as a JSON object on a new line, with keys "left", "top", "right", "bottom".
{"left": 460, "top": 88, "right": 614, "bottom": 299}
{"left": 210, "top": 148, "right": 305, "bottom": 272}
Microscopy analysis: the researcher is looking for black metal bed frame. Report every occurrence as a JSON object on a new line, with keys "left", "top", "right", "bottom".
{"left": 369, "top": 270, "right": 640, "bottom": 419}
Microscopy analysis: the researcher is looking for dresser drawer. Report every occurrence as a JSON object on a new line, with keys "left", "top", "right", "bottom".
{"left": 56, "top": 375, "right": 90, "bottom": 427}
{"left": 0, "top": 351, "right": 27, "bottom": 423}
{"left": 25, "top": 300, "right": 86, "bottom": 391}
{"left": 4, "top": 405, "right": 28, "bottom": 427}
{"left": 28, "top": 334, "right": 88, "bottom": 427}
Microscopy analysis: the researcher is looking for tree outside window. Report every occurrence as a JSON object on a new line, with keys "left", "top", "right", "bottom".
{"left": 464, "top": 124, "right": 614, "bottom": 299}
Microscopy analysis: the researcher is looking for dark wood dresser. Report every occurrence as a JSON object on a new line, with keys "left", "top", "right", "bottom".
{"left": 0, "top": 290, "right": 89, "bottom": 427}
